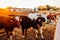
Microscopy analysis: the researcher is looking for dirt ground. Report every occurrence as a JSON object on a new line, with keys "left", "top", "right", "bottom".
{"left": 0, "top": 23, "right": 56, "bottom": 40}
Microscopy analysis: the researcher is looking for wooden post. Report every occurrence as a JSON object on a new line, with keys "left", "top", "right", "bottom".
{"left": 53, "top": 19, "right": 60, "bottom": 40}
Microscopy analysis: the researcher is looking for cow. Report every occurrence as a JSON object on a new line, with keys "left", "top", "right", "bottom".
{"left": 36, "top": 16, "right": 45, "bottom": 40}
{"left": 0, "top": 15, "right": 20, "bottom": 40}
{"left": 47, "top": 12, "right": 57, "bottom": 25}
{"left": 20, "top": 16, "right": 33, "bottom": 37}
{"left": 20, "top": 16, "right": 45, "bottom": 40}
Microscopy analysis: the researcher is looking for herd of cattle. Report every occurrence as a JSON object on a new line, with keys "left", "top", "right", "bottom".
{"left": 0, "top": 12, "right": 57, "bottom": 40}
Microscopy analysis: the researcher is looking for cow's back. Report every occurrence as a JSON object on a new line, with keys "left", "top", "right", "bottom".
{"left": 0, "top": 16, "right": 15, "bottom": 29}
{"left": 20, "top": 16, "right": 32, "bottom": 29}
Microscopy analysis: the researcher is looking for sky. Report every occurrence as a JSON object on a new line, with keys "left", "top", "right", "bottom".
{"left": 0, "top": 0, "right": 60, "bottom": 8}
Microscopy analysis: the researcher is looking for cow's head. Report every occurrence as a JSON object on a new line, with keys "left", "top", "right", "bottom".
{"left": 19, "top": 16, "right": 23, "bottom": 22}
{"left": 13, "top": 16, "right": 20, "bottom": 28}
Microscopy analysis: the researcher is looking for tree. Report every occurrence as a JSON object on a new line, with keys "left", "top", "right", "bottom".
{"left": 46, "top": 5, "right": 50, "bottom": 10}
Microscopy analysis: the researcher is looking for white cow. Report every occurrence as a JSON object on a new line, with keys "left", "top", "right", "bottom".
{"left": 28, "top": 13, "right": 40, "bottom": 20}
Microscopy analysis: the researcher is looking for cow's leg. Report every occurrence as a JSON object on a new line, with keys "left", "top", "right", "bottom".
{"left": 9, "top": 32, "right": 13, "bottom": 40}
{"left": 24, "top": 29, "right": 27, "bottom": 37}
{"left": 10, "top": 36, "right": 12, "bottom": 40}
{"left": 5, "top": 31, "right": 10, "bottom": 40}
{"left": 6, "top": 31, "right": 13, "bottom": 40}
{"left": 24, "top": 29, "right": 25, "bottom": 37}
{"left": 22, "top": 28, "right": 27, "bottom": 38}
{"left": 22, "top": 28, "right": 25, "bottom": 38}
{"left": 9, "top": 28, "right": 14, "bottom": 40}
{"left": 5, "top": 28, "right": 10, "bottom": 40}
{"left": 35, "top": 29, "right": 38, "bottom": 38}
{"left": 40, "top": 27, "right": 44, "bottom": 40}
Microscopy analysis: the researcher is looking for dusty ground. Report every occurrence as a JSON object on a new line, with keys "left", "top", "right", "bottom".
{"left": 0, "top": 24, "right": 56, "bottom": 40}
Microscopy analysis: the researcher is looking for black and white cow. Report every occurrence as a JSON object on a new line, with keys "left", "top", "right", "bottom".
{"left": 20, "top": 15, "right": 45, "bottom": 40}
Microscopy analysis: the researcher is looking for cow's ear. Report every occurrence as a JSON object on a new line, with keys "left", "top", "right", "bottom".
{"left": 10, "top": 17, "right": 14, "bottom": 21}
{"left": 19, "top": 17, "right": 22, "bottom": 21}
{"left": 10, "top": 19, "right": 13, "bottom": 22}
{"left": 39, "top": 19, "right": 41, "bottom": 21}
{"left": 20, "top": 19, "right": 22, "bottom": 21}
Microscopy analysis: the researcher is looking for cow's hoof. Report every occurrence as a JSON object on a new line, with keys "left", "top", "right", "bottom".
{"left": 22, "top": 36, "right": 25, "bottom": 39}
{"left": 42, "top": 39, "right": 45, "bottom": 40}
{"left": 35, "top": 37, "right": 38, "bottom": 40}
{"left": 35, "top": 38, "right": 38, "bottom": 40}
{"left": 35, "top": 36, "right": 38, "bottom": 39}
{"left": 8, "top": 39, "right": 10, "bottom": 40}
{"left": 23, "top": 37, "right": 25, "bottom": 39}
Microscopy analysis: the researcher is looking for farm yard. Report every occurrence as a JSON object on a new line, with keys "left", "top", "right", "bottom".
{"left": 0, "top": 8, "right": 60, "bottom": 40}
{"left": 0, "top": 0, "right": 60, "bottom": 40}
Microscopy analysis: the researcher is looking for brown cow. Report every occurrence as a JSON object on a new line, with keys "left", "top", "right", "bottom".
{"left": 47, "top": 12, "right": 56, "bottom": 24}
{"left": 0, "top": 15, "right": 20, "bottom": 40}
